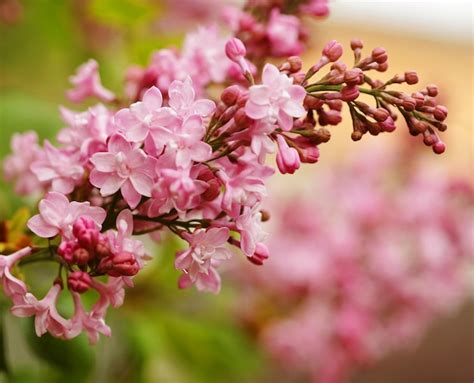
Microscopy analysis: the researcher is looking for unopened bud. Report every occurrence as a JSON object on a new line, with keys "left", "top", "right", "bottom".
{"left": 433, "top": 105, "right": 448, "bottom": 121}
{"left": 68, "top": 271, "right": 92, "bottom": 293}
{"left": 404, "top": 71, "right": 418, "bottom": 85}
{"left": 225, "top": 38, "right": 246, "bottom": 63}
{"left": 344, "top": 68, "right": 363, "bottom": 86}
{"left": 221, "top": 85, "right": 241, "bottom": 106}
{"left": 341, "top": 85, "right": 359, "bottom": 102}
{"left": 371, "top": 47, "right": 388, "bottom": 64}
{"left": 73, "top": 248, "right": 90, "bottom": 265}
{"left": 350, "top": 39, "right": 364, "bottom": 50}
{"left": 322, "top": 40, "right": 343, "bottom": 62}
{"left": 432, "top": 140, "right": 446, "bottom": 154}
{"left": 373, "top": 108, "right": 390, "bottom": 122}
{"left": 288, "top": 56, "right": 303, "bottom": 73}
{"left": 426, "top": 84, "right": 438, "bottom": 97}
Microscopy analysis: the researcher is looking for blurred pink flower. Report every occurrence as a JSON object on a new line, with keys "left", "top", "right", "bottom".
{"left": 67, "top": 59, "right": 115, "bottom": 103}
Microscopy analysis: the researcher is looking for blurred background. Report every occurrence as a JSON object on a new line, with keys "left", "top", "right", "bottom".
{"left": 0, "top": 1, "right": 473, "bottom": 382}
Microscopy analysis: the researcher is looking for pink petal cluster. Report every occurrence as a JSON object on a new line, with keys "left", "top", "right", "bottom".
{"left": 90, "top": 134, "right": 156, "bottom": 209}
{"left": 1, "top": 0, "right": 452, "bottom": 345}
{"left": 2, "top": 132, "right": 43, "bottom": 194}
{"left": 175, "top": 227, "right": 232, "bottom": 294}
{"left": 232, "top": 146, "right": 473, "bottom": 383}
{"left": 245, "top": 64, "right": 306, "bottom": 130}
{"left": 27, "top": 192, "right": 106, "bottom": 239}
{"left": 67, "top": 59, "right": 115, "bottom": 103}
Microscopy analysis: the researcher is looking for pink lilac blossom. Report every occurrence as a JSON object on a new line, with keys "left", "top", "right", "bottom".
{"left": 30, "top": 140, "right": 84, "bottom": 194}
{"left": 245, "top": 63, "right": 306, "bottom": 130}
{"left": 67, "top": 59, "right": 115, "bottom": 103}
{"left": 175, "top": 227, "right": 233, "bottom": 294}
{"left": 27, "top": 192, "right": 106, "bottom": 239}
{"left": 1, "top": 0, "right": 452, "bottom": 343}
{"left": 0, "top": 247, "right": 31, "bottom": 302}
{"left": 2, "top": 132, "right": 43, "bottom": 194}
{"left": 90, "top": 134, "right": 156, "bottom": 209}
{"left": 232, "top": 146, "right": 473, "bottom": 383}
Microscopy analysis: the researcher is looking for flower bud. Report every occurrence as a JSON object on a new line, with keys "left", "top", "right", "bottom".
{"left": 378, "top": 116, "right": 396, "bottom": 132}
{"left": 221, "top": 85, "right": 241, "bottom": 106}
{"left": 404, "top": 71, "right": 418, "bottom": 85}
{"left": 432, "top": 140, "right": 446, "bottom": 154}
{"left": 99, "top": 252, "right": 139, "bottom": 277}
{"left": 287, "top": 56, "right": 303, "bottom": 73}
{"left": 68, "top": 271, "right": 92, "bottom": 293}
{"left": 304, "top": 95, "right": 324, "bottom": 110}
{"left": 95, "top": 241, "right": 111, "bottom": 259}
{"left": 247, "top": 243, "right": 270, "bottom": 266}
{"left": 276, "top": 135, "right": 300, "bottom": 174}
{"left": 433, "top": 105, "right": 448, "bottom": 121}
{"left": 344, "top": 68, "right": 363, "bottom": 86}
{"left": 371, "top": 47, "right": 387, "bottom": 64}
{"left": 293, "top": 136, "right": 320, "bottom": 163}
{"left": 234, "top": 108, "right": 253, "bottom": 128}
{"left": 350, "top": 39, "right": 364, "bottom": 50}
{"left": 73, "top": 217, "right": 100, "bottom": 251}
{"left": 373, "top": 108, "right": 390, "bottom": 122}
{"left": 225, "top": 38, "right": 246, "bottom": 63}
{"left": 426, "top": 84, "right": 438, "bottom": 97}
{"left": 341, "top": 85, "right": 360, "bottom": 102}
{"left": 322, "top": 40, "right": 343, "bottom": 62}
{"left": 197, "top": 168, "right": 221, "bottom": 201}
{"left": 377, "top": 62, "right": 388, "bottom": 72}
{"left": 73, "top": 248, "right": 90, "bottom": 265}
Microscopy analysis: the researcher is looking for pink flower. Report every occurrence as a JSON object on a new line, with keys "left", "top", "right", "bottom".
{"left": 58, "top": 104, "right": 115, "bottom": 156}
{"left": 181, "top": 25, "right": 232, "bottom": 89}
{"left": 3, "top": 132, "right": 43, "bottom": 195}
{"left": 300, "top": 0, "right": 330, "bottom": 17}
{"left": 148, "top": 166, "right": 207, "bottom": 216}
{"left": 149, "top": 49, "right": 185, "bottom": 94}
{"left": 235, "top": 208, "right": 268, "bottom": 256}
{"left": 175, "top": 227, "right": 232, "bottom": 293}
{"left": 68, "top": 292, "right": 111, "bottom": 345}
{"left": 11, "top": 283, "right": 70, "bottom": 338}
{"left": 178, "top": 267, "right": 222, "bottom": 294}
{"left": 30, "top": 140, "right": 84, "bottom": 194}
{"left": 0, "top": 247, "right": 31, "bottom": 300}
{"left": 106, "top": 209, "right": 149, "bottom": 268}
{"left": 90, "top": 134, "right": 156, "bottom": 209}
{"left": 67, "top": 59, "right": 115, "bottom": 103}
{"left": 218, "top": 150, "right": 274, "bottom": 215}
{"left": 249, "top": 121, "right": 277, "bottom": 159}
{"left": 267, "top": 9, "right": 303, "bottom": 57}
{"left": 27, "top": 192, "right": 106, "bottom": 239}
{"left": 152, "top": 115, "right": 212, "bottom": 168}
{"left": 115, "top": 86, "right": 177, "bottom": 143}
{"left": 168, "top": 77, "right": 216, "bottom": 119}
{"left": 276, "top": 135, "right": 301, "bottom": 174}
{"left": 245, "top": 64, "right": 306, "bottom": 130}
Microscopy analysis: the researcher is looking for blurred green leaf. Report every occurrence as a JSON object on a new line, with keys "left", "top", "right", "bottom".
{"left": 87, "top": 0, "right": 159, "bottom": 28}
{"left": 24, "top": 319, "right": 94, "bottom": 383}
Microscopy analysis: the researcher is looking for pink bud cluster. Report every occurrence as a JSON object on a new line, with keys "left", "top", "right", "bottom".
{"left": 223, "top": 0, "right": 329, "bottom": 59}
{"left": 304, "top": 40, "right": 448, "bottom": 154}
{"left": 233, "top": 147, "right": 473, "bottom": 383}
{"left": 1, "top": 0, "right": 450, "bottom": 343}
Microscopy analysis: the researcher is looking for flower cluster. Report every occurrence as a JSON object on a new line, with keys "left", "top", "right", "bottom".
{"left": 232, "top": 146, "right": 473, "bottom": 383}
{"left": 1, "top": 0, "right": 450, "bottom": 342}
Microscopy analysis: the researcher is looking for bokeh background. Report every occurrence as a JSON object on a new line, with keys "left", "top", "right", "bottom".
{"left": 0, "top": 1, "right": 472, "bottom": 382}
